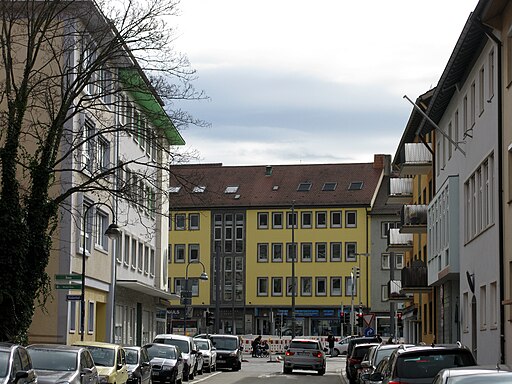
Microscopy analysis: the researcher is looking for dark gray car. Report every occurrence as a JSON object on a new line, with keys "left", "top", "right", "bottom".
{"left": 27, "top": 344, "right": 98, "bottom": 384}
{"left": 124, "top": 346, "right": 151, "bottom": 384}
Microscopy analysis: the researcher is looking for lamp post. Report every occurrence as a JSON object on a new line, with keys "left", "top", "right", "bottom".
{"left": 291, "top": 201, "right": 296, "bottom": 339}
{"left": 183, "top": 260, "right": 208, "bottom": 335}
{"left": 80, "top": 202, "right": 122, "bottom": 341}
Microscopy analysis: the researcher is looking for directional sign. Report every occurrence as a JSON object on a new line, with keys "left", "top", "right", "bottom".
{"left": 364, "top": 327, "right": 375, "bottom": 337}
{"left": 55, "top": 274, "right": 82, "bottom": 281}
{"left": 66, "top": 294, "right": 82, "bottom": 301}
{"left": 55, "top": 284, "right": 82, "bottom": 290}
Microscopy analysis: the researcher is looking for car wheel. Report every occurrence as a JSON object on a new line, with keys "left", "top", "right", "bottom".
{"left": 332, "top": 349, "right": 339, "bottom": 357}
{"left": 212, "top": 363, "right": 216, "bottom": 372}
{"left": 318, "top": 368, "right": 326, "bottom": 376}
{"left": 283, "top": 367, "right": 292, "bottom": 374}
{"left": 204, "top": 364, "right": 210, "bottom": 374}
{"left": 183, "top": 365, "right": 190, "bottom": 382}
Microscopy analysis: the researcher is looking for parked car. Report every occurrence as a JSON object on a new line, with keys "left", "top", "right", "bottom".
{"left": 346, "top": 343, "right": 380, "bottom": 384}
{"left": 283, "top": 338, "right": 327, "bottom": 375}
{"left": 153, "top": 334, "right": 197, "bottom": 381}
{"left": 193, "top": 339, "right": 216, "bottom": 373}
{"left": 358, "top": 343, "right": 414, "bottom": 384}
{"left": 0, "top": 343, "right": 37, "bottom": 384}
{"left": 208, "top": 335, "right": 242, "bottom": 371}
{"left": 332, "top": 335, "right": 356, "bottom": 357}
{"left": 72, "top": 341, "right": 128, "bottom": 384}
{"left": 364, "top": 356, "right": 390, "bottom": 384}
{"left": 345, "top": 336, "right": 382, "bottom": 383}
{"left": 192, "top": 343, "right": 203, "bottom": 376}
{"left": 370, "top": 343, "right": 477, "bottom": 384}
{"left": 27, "top": 344, "right": 98, "bottom": 384}
{"left": 433, "top": 366, "right": 512, "bottom": 383}
{"left": 124, "top": 346, "right": 152, "bottom": 384}
{"left": 144, "top": 343, "right": 183, "bottom": 384}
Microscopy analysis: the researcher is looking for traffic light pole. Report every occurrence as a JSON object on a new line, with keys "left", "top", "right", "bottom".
{"left": 350, "top": 269, "right": 355, "bottom": 336}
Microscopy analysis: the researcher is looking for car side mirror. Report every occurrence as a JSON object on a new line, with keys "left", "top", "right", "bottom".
{"left": 361, "top": 361, "right": 371, "bottom": 368}
{"left": 191, "top": 350, "right": 197, "bottom": 354}
{"left": 211, "top": 347, "right": 216, "bottom": 351}
{"left": 369, "top": 373, "right": 383, "bottom": 381}
{"left": 14, "top": 371, "right": 29, "bottom": 384}
{"left": 80, "top": 367, "right": 93, "bottom": 376}
{"left": 117, "top": 363, "right": 124, "bottom": 371}
{"left": 142, "top": 362, "right": 150, "bottom": 367}
{"left": 177, "top": 356, "right": 183, "bottom": 361}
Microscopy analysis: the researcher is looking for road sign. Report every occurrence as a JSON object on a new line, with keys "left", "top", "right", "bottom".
{"left": 55, "top": 274, "right": 82, "bottom": 281}
{"left": 364, "top": 327, "right": 375, "bottom": 337}
{"left": 66, "top": 294, "right": 82, "bottom": 301}
{"left": 363, "top": 313, "right": 375, "bottom": 326}
{"left": 181, "top": 290, "right": 192, "bottom": 298}
{"left": 55, "top": 284, "right": 82, "bottom": 290}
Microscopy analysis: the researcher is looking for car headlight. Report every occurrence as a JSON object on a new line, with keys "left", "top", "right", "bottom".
{"left": 128, "top": 373, "right": 133, "bottom": 379}
{"left": 229, "top": 352, "right": 238, "bottom": 357}
{"left": 162, "top": 365, "right": 174, "bottom": 371}
{"left": 99, "top": 376, "right": 109, "bottom": 384}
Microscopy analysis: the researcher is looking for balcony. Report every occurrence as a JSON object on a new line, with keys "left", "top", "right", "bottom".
{"left": 401, "top": 259, "right": 430, "bottom": 292}
{"left": 387, "top": 228, "right": 413, "bottom": 252}
{"left": 400, "top": 204, "right": 428, "bottom": 234}
{"left": 387, "top": 178, "right": 413, "bottom": 204}
{"left": 397, "top": 143, "right": 433, "bottom": 176}
{"left": 388, "top": 280, "right": 412, "bottom": 302}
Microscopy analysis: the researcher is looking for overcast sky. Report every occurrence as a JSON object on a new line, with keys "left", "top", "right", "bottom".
{"left": 172, "top": 0, "right": 480, "bottom": 166}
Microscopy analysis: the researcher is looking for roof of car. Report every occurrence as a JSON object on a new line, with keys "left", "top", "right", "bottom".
{"left": 290, "top": 338, "right": 320, "bottom": 343}
{"left": 72, "top": 341, "right": 122, "bottom": 350}
{"left": 437, "top": 365, "right": 512, "bottom": 378}
{"left": 394, "top": 343, "right": 472, "bottom": 355}
{"left": 0, "top": 342, "right": 17, "bottom": 351}
{"left": 27, "top": 344, "right": 84, "bottom": 352}
{"left": 154, "top": 334, "right": 193, "bottom": 341}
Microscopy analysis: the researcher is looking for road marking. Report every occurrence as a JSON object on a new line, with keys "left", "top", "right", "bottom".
{"left": 192, "top": 372, "right": 222, "bottom": 383}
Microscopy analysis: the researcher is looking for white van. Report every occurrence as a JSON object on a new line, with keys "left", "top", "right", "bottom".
{"left": 153, "top": 334, "right": 198, "bottom": 381}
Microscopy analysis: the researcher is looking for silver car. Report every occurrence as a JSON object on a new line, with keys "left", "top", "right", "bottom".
{"left": 27, "top": 344, "right": 98, "bottom": 384}
{"left": 194, "top": 339, "right": 216, "bottom": 373}
{"left": 283, "top": 338, "right": 327, "bottom": 375}
{"left": 0, "top": 343, "right": 38, "bottom": 384}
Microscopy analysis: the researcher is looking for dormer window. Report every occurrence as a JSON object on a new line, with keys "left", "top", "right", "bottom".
{"left": 169, "top": 186, "right": 181, "bottom": 193}
{"left": 322, "top": 182, "right": 337, "bottom": 191}
{"left": 193, "top": 186, "right": 206, "bottom": 193}
{"left": 225, "top": 186, "right": 239, "bottom": 194}
{"left": 348, "top": 181, "right": 363, "bottom": 190}
{"left": 297, "top": 182, "right": 312, "bottom": 192}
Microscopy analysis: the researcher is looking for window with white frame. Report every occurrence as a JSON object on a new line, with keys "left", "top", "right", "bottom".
{"left": 316, "top": 277, "right": 327, "bottom": 296}
{"left": 272, "top": 212, "right": 283, "bottom": 229}
{"left": 345, "top": 276, "right": 356, "bottom": 296}
{"left": 257, "top": 243, "right": 268, "bottom": 262}
{"left": 88, "top": 301, "right": 94, "bottom": 333}
{"left": 301, "top": 277, "right": 312, "bottom": 296}
{"left": 381, "top": 285, "right": 389, "bottom": 301}
{"left": 257, "top": 277, "right": 268, "bottom": 296}
{"left": 175, "top": 214, "right": 186, "bottom": 230}
{"left": 286, "top": 243, "right": 297, "bottom": 262}
{"left": 189, "top": 214, "right": 200, "bottom": 230}
{"left": 470, "top": 81, "right": 476, "bottom": 127}
{"left": 316, "top": 243, "right": 327, "bottom": 262}
{"left": 479, "top": 67, "right": 485, "bottom": 115}
{"left": 150, "top": 249, "right": 155, "bottom": 276}
{"left": 382, "top": 253, "right": 390, "bottom": 269}
{"left": 272, "top": 277, "right": 283, "bottom": 296}
{"left": 286, "top": 277, "right": 298, "bottom": 296}
{"left": 316, "top": 211, "right": 327, "bottom": 228}
{"left": 138, "top": 242, "right": 143, "bottom": 271}
{"left": 189, "top": 244, "right": 199, "bottom": 262}
{"left": 301, "top": 243, "right": 312, "bottom": 262}
{"left": 346, "top": 211, "right": 357, "bottom": 227}
{"left": 258, "top": 212, "right": 269, "bottom": 229}
{"left": 272, "top": 243, "right": 283, "bottom": 262}
{"left": 82, "top": 119, "right": 94, "bottom": 172}
{"left": 81, "top": 202, "right": 93, "bottom": 254}
{"left": 95, "top": 136, "right": 109, "bottom": 172}
{"left": 123, "top": 234, "right": 130, "bottom": 266}
{"left": 144, "top": 245, "right": 149, "bottom": 273}
{"left": 345, "top": 242, "right": 357, "bottom": 262}
{"left": 301, "top": 212, "right": 312, "bottom": 228}
{"left": 381, "top": 222, "right": 399, "bottom": 238}
{"left": 396, "top": 253, "right": 404, "bottom": 269}
{"left": 331, "top": 211, "right": 342, "bottom": 228}
{"left": 490, "top": 281, "right": 497, "bottom": 328}
{"left": 95, "top": 209, "right": 109, "bottom": 249}
{"left": 331, "top": 277, "right": 342, "bottom": 296}
{"left": 330, "top": 242, "right": 342, "bottom": 262}
{"left": 480, "top": 285, "right": 487, "bottom": 329}
{"left": 131, "top": 238, "right": 137, "bottom": 269}
{"left": 287, "top": 211, "right": 297, "bottom": 228}
{"left": 69, "top": 301, "right": 77, "bottom": 333}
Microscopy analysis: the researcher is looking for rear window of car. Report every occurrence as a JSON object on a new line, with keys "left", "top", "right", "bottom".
{"left": 290, "top": 341, "right": 319, "bottom": 350}
{"left": 396, "top": 351, "right": 476, "bottom": 379}
{"left": 210, "top": 337, "right": 238, "bottom": 350}
{"left": 353, "top": 346, "right": 373, "bottom": 359}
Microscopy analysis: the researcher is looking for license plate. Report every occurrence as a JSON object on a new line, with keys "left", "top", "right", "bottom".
{"left": 217, "top": 359, "right": 225, "bottom": 363}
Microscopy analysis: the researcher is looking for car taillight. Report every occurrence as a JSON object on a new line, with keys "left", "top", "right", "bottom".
{"left": 285, "top": 351, "right": 295, "bottom": 356}
{"left": 348, "top": 358, "right": 361, "bottom": 365}
{"left": 313, "top": 351, "right": 322, "bottom": 358}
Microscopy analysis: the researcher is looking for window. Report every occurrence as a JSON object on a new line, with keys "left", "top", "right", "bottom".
{"left": 150, "top": 249, "right": 155, "bottom": 276}
{"left": 189, "top": 244, "right": 199, "bottom": 262}
{"left": 82, "top": 119, "right": 94, "bottom": 172}
{"left": 345, "top": 242, "right": 357, "bottom": 262}
{"left": 381, "top": 285, "right": 389, "bottom": 301}
{"left": 297, "top": 182, "right": 312, "bottom": 191}
{"left": 330, "top": 242, "right": 342, "bottom": 262}
{"left": 169, "top": 186, "right": 181, "bottom": 193}
{"left": 348, "top": 181, "right": 363, "bottom": 190}
{"left": 94, "top": 209, "right": 109, "bottom": 249}
{"left": 225, "top": 185, "right": 239, "bottom": 194}
{"left": 470, "top": 81, "right": 476, "bottom": 127}
{"left": 316, "top": 211, "right": 327, "bottom": 228}
{"left": 88, "top": 301, "right": 95, "bottom": 333}
{"left": 381, "top": 253, "right": 390, "bottom": 269}
{"left": 123, "top": 234, "right": 130, "bottom": 266}
{"left": 258, "top": 212, "right": 269, "bottom": 229}
{"left": 489, "top": 49, "right": 495, "bottom": 99}
{"left": 448, "top": 122, "right": 453, "bottom": 159}
{"left": 301, "top": 277, "right": 312, "bottom": 296}
{"left": 346, "top": 211, "right": 357, "bottom": 227}
{"left": 286, "top": 277, "right": 298, "bottom": 296}
{"left": 480, "top": 285, "right": 487, "bottom": 329}
{"left": 286, "top": 243, "right": 297, "bottom": 262}
{"left": 301, "top": 212, "right": 312, "bottom": 228}
{"left": 81, "top": 202, "right": 93, "bottom": 254}
{"left": 316, "top": 243, "right": 327, "bottom": 262}
{"left": 479, "top": 67, "right": 485, "bottom": 115}
{"left": 175, "top": 214, "right": 186, "bottom": 230}
{"left": 69, "top": 301, "right": 77, "bottom": 332}
{"left": 287, "top": 212, "right": 297, "bottom": 228}
{"left": 455, "top": 110, "right": 459, "bottom": 144}
{"left": 381, "top": 222, "right": 398, "bottom": 238}
{"left": 272, "top": 277, "right": 283, "bottom": 296}
{"left": 95, "top": 137, "right": 109, "bottom": 172}
{"left": 331, "top": 211, "right": 342, "bottom": 228}
{"left": 257, "top": 278, "right": 268, "bottom": 296}
{"left": 192, "top": 186, "right": 206, "bottom": 193}
{"left": 131, "top": 238, "right": 137, "bottom": 269}
{"left": 345, "top": 276, "right": 356, "bottom": 296}
{"left": 301, "top": 243, "right": 312, "bottom": 262}
{"left": 189, "top": 214, "right": 200, "bottom": 230}
{"left": 316, "top": 277, "right": 327, "bottom": 296}
{"left": 331, "top": 277, "right": 342, "bottom": 296}
{"left": 396, "top": 253, "right": 404, "bottom": 269}
{"left": 272, "top": 243, "right": 283, "bottom": 262}
{"left": 138, "top": 242, "right": 143, "bottom": 271}
{"left": 174, "top": 244, "right": 185, "bottom": 263}
{"left": 144, "top": 245, "right": 150, "bottom": 273}
{"left": 463, "top": 95, "right": 468, "bottom": 134}
{"left": 272, "top": 212, "right": 283, "bottom": 229}
{"left": 257, "top": 243, "right": 268, "bottom": 262}
{"left": 322, "top": 182, "right": 337, "bottom": 191}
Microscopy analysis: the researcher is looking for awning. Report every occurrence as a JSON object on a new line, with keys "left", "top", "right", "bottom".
{"left": 117, "top": 280, "right": 180, "bottom": 301}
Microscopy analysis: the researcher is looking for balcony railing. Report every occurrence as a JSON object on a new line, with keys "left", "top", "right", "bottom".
{"left": 388, "top": 178, "right": 413, "bottom": 204}
{"left": 400, "top": 204, "right": 428, "bottom": 233}
{"left": 388, "top": 280, "right": 412, "bottom": 302}
{"left": 398, "top": 143, "right": 433, "bottom": 176}
{"left": 387, "top": 228, "right": 413, "bottom": 252}
{"left": 401, "top": 259, "right": 429, "bottom": 292}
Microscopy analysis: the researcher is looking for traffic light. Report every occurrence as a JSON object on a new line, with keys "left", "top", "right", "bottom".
{"left": 340, "top": 311, "right": 345, "bottom": 324}
{"left": 206, "top": 311, "right": 215, "bottom": 326}
{"left": 357, "top": 312, "right": 363, "bottom": 327}
{"left": 397, "top": 312, "right": 403, "bottom": 327}
{"left": 355, "top": 267, "right": 360, "bottom": 279}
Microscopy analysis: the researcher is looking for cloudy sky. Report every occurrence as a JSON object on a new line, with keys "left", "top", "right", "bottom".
{"left": 172, "top": 0, "right": 479, "bottom": 166}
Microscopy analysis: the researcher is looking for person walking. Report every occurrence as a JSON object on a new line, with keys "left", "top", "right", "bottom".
{"left": 327, "top": 332, "right": 335, "bottom": 357}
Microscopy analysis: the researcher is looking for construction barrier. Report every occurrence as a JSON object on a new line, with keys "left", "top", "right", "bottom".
{"left": 241, "top": 334, "right": 339, "bottom": 355}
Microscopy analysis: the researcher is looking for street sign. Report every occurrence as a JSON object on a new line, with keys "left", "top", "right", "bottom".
{"left": 180, "top": 297, "right": 191, "bottom": 305}
{"left": 181, "top": 290, "right": 192, "bottom": 298}
{"left": 55, "top": 284, "right": 82, "bottom": 290}
{"left": 55, "top": 274, "right": 82, "bottom": 281}
{"left": 363, "top": 313, "right": 375, "bottom": 326}
{"left": 66, "top": 294, "right": 82, "bottom": 301}
{"left": 364, "top": 327, "right": 375, "bottom": 337}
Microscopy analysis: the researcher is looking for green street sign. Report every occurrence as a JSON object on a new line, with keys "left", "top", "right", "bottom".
{"left": 55, "top": 274, "right": 82, "bottom": 281}
{"left": 55, "top": 284, "right": 82, "bottom": 290}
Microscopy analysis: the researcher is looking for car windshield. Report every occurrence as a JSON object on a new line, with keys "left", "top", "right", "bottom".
{"left": 154, "top": 339, "right": 189, "bottom": 353}
{"left": 125, "top": 350, "right": 139, "bottom": 365}
{"left": 29, "top": 349, "right": 77, "bottom": 371}
{"left": 397, "top": 352, "right": 475, "bottom": 379}
{"left": 146, "top": 345, "right": 176, "bottom": 360}
{"left": 210, "top": 337, "right": 238, "bottom": 350}
{"left": 0, "top": 351, "right": 9, "bottom": 378}
{"left": 290, "top": 341, "right": 319, "bottom": 350}
{"left": 86, "top": 347, "right": 115, "bottom": 367}
{"left": 195, "top": 341, "right": 209, "bottom": 350}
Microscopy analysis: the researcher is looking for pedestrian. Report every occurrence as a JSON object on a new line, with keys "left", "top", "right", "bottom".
{"left": 252, "top": 335, "right": 262, "bottom": 357}
{"left": 327, "top": 332, "right": 335, "bottom": 357}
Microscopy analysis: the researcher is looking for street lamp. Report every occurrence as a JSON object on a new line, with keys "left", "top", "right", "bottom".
{"left": 80, "top": 202, "right": 121, "bottom": 341}
{"left": 183, "top": 260, "right": 208, "bottom": 335}
{"left": 291, "top": 201, "right": 296, "bottom": 339}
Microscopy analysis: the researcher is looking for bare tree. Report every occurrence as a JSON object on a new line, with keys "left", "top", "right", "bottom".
{"left": 0, "top": 0, "right": 207, "bottom": 342}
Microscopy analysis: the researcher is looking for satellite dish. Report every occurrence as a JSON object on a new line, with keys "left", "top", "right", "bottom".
{"left": 466, "top": 271, "right": 475, "bottom": 294}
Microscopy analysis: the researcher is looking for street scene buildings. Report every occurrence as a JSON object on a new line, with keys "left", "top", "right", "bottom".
{"left": 3, "top": 0, "right": 512, "bottom": 367}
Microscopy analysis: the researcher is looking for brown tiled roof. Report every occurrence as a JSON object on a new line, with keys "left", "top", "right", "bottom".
{"left": 169, "top": 160, "right": 384, "bottom": 210}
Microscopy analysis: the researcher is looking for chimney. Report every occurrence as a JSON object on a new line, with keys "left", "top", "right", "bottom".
{"left": 373, "top": 154, "right": 390, "bottom": 170}
{"left": 265, "top": 165, "right": 273, "bottom": 176}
